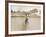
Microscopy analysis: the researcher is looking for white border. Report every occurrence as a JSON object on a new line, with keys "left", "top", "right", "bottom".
{"left": 8, "top": 3, "right": 43, "bottom": 34}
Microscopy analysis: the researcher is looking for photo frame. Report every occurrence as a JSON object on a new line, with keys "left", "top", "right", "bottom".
{"left": 5, "top": 1, "right": 45, "bottom": 36}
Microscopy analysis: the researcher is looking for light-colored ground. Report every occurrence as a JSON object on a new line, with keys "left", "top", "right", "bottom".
{"left": 11, "top": 13, "right": 41, "bottom": 31}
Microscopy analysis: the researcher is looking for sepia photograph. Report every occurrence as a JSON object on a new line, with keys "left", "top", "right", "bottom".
{"left": 7, "top": 1, "right": 45, "bottom": 36}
